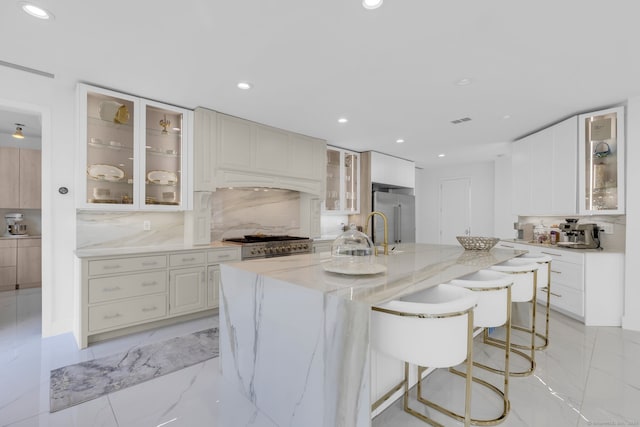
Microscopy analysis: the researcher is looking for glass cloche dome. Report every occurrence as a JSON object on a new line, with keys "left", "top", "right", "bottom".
{"left": 331, "top": 224, "right": 374, "bottom": 263}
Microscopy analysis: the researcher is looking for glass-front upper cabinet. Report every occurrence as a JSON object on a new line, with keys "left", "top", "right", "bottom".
{"left": 322, "top": 146, "right": 360, "bottom": 214}
{"left": 78, "top": 84, "right": 192, "bottom": 211}
{"left": 578, "top": 106, "right": 625, "bottom": 215}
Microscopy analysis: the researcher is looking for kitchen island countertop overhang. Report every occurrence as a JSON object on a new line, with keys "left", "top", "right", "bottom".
{"left": 219, "top": 243, "right": 526, "bottom": 427}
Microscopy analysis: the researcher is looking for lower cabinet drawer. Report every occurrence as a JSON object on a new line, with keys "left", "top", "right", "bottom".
{"left": 550, "top": 260, "right": 583, "bottom": 291}
{"left": 89, "top": 271, "right": 167, "bottom": 304}
{"left": 169, "top": 252, "right": 206, "bottom": 267}
{"left": 89, "top": 255, "right": 167, "bottom": 276}
{"left": 208, "top": 248, "right": 240, "bottom": 263}
{"left": 88, "top": 294, "right": 167, "bottom": 332}
{"left": 548, "top": 282, "right": 584, "bottom": 318}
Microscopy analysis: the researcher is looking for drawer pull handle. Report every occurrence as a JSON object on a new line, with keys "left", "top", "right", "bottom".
{"left": 103, "top": 265, "right": 122, "bottom": 270}
{"left": 142, "top": 261, "right": 158, "bottom": 266}
{"left": 501, "top": 244, "right": 515, "bottom": 248}
{"left": 104, "top": 313, "right": 122, "bottom": 320}
{"left": 217, "top": 254, "right": 230, "bottom": 259}
{"left": 182, "top": 257, "right": 196, "bottom": 262}
{"left": 551, "top": 270, "right": 562, "bottom": 274}
{"left": 142, "top": 306, "right": 157, "bottom": 312}
{"left": 541, "top": 288, "right": 562, "bottom": 297}
{"left": 103, "top": 286, "right": 121, "bottom": 292}
{"left": 541, "top": 251, "right": 561, "bottom": 257}
{"left": 141, "top": 281, "right": 157, "bottom": 287}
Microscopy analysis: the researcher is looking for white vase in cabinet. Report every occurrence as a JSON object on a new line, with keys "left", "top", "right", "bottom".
{"left": 77, "top": 83, "right": 193, "bottom": 211}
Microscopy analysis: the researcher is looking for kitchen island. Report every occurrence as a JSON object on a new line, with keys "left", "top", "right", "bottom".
{"left": 219, "top": 243, "right": 525, "bottom": 427}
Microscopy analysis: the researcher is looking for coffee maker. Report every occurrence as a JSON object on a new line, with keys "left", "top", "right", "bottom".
{"left": 5, "top": 213, "right": 28, "bottom": 236}
{"left": 558, "top": 219, "right": 600, "bottom": 249}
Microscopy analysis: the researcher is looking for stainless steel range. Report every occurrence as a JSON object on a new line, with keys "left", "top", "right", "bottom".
{"left": 223, "top": 235, "right": 313, "bottom": 260}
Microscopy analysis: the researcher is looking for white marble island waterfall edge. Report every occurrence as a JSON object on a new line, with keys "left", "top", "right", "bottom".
{"left": 219, "top": 244, "right": 525, "bottom": 427}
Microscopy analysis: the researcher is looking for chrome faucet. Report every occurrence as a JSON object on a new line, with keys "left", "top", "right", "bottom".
{"left": 364, "top": 211, "right": 389, "bottom": 255}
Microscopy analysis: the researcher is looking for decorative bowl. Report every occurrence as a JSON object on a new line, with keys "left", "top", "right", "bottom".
{"left": 456, "top": 236, "right": 499, "bottom": 251}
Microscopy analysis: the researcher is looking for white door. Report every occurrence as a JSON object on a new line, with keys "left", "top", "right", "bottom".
{"left": 439, "top": 178, "right": 471, "bottom": 245}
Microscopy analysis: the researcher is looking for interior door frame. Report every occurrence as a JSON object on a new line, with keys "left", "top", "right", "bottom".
{"left": 0, "top": 96, "right": 51, "bottom": 337}
{"left": 438, "top": 176, "right": 471, "bottom": 244}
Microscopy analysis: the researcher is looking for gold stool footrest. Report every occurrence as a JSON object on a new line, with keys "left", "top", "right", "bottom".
{"left": 483, "top": 334, "right": 535, "bottom": 377}
{"left": 509, "top": 325, "right": 549, "bottom": 350}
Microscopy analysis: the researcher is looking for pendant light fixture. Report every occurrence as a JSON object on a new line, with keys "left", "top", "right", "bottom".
{"left": 12, "top": 123, "right": 25, "bottom": 139}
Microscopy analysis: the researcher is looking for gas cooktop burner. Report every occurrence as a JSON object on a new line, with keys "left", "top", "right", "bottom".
{"left": 223, "top": 235, "right": 313, "bottom": 259}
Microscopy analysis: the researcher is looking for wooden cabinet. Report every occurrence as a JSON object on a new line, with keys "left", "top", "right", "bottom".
{"left": 578, "top": 106, "right": 625, "bottom": 214}
{"left": 511, "top": 116, "right": 577, "bottom": 215}
{"left": 77, "top": 246, "right": 240, "bottom": 347}
{"left": 17, "top": 238, "right": 41, "bottom": 288}
{"left": 0, "top": 148, "right": 41, "bottom": 209}
{"left": 78, "top": 83, "right": 193, "bottom": 211}
{"left": 323, "top": 146, "right": 360, "bottom": 214}
{"left": 0, "top": 240, "right": 17, "bottom": 291}
{"left": 193, "top": 108, "right": 326, "bottom": 195}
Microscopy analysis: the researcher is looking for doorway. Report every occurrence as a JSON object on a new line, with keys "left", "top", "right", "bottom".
{"left": 439, "top": 177, "right": 471, "bottom": 245}
{"left": 0, "top": 101, "right": 46, "bottom": 337}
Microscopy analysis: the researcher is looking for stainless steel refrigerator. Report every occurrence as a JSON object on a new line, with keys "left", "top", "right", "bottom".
{"left": 372, "top": 191, "right": 416, "bottom": 245}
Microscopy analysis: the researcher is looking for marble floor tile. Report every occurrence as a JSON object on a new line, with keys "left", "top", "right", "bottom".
{"left": 2, "top": 288, "right": 640, "bottom": 427}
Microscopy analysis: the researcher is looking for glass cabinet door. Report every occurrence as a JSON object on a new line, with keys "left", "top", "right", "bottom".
{"left": 579, "top": 106, "right": 625, "bottom": 214}
{"left": 325, "top": 148, "right": 341, "bottom": 211}
{"left": 142, "top": 103, "right": 185, "bottom": 208}
{"left": 84, "top": 88, "right": 137, "bottom": 207}
{"left": 344, "top": 152, "right": 359, "bottom": 212}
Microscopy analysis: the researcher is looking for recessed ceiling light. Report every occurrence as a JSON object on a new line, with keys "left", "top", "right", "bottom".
{"left": 237, "top": 81, "right": 252, "bottom": 90}
{"left": 362, "top": 0, "right": 383, "bottom": 10}
{"left": 455, "top": 78, "right": 472, "bottom": 86}
{"left": 337, "top": 117, "right": 348, "bottom": 124}
{"left": 19, "top": 2, "right": 53, "bottom": 19}
{"left": 503, "top": 114, "right": 511, "bottom": 119}
{"left": 438, "top": 153, "right": 446, "bottom": 158}
{"left": 396, "top": 139, "right": 405, "bottom": 144}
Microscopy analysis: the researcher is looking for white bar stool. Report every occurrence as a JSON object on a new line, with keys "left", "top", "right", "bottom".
{"left": 371, "top": 284, "right": 478, "bottom": 427}
{"left": 515, "top": 253, "right": 553, "bottom": 350}
{"left": 448, "top": 269, "right": 514, "bottom": 425}
{"left": 487, "top": 258, "right": 540, "bottom": 377}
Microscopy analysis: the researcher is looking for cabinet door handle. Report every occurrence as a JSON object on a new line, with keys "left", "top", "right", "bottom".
{"left": 141, "top": 281, "right": 157, "bottom": 287}
{"left": 551, "top": 270, "right": 562, "bottom": 274}
{"left": 201, "top": 271, "right": 205, "bottom": 283}
{"left": 501, "top": 244, "right": 515, "bottom": 248}
{"left": 103, "top": 313, "right": 122, "bottom": 320}
{"left": 142, "top": 306, "right": 158, "bottom": 312}
{"left": 540, "top": 287, "right": 562, "bottom": 297}
{"left": 142, "top": 261, "right": 158, "bottom": 266}
{"left": 103, "top": 286, "right": 121, "bottom": 292}
{"left": 103, "top": 264, "right": 122, "bottom": 270}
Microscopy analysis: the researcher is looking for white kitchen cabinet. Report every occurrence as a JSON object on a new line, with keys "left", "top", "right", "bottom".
{"left": 495, "top": 241, "right": 623, "bottom": 325}
{"left": 369, "top": 151, "right": 415, "bottom": 189}
{"left": 77, "top": 246, "right": 240, "bottom": 348}
{"left": 193, "top": 108, "right": 326, "bottom": 195}
{"left": 511, "top": 116, "right": 578, "bottom": 215}
{"left": 77, "top": 83, "right": 193, "bottom": 211}
{"left": 169, "top": 266, "right": 206, "bottom": 315}
{"left": 323, "top": 146, "right": 360, "bottom": 214}
{"left": 578, "top": 106, "right": 625, "bottom": 215}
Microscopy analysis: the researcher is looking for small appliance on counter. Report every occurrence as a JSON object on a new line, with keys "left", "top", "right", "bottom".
{"left": 557, "top": 218, "right": 600, "bottom": 249}
{"left": 4, "top": 213, "right": 28, "bottom": 236}
{"left": 513, "top": 222, "right": 534, "bottom": 241}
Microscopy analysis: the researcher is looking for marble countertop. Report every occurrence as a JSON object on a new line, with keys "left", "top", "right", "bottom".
{"left": 75, "top": 241, "right": 238, "bottom": 258}
{"left": 224, "top": 243, "right": 525, "bottom": 306}
{"left": 500, "top": 238, "right": 618, "bottom": 253}
{"left": 0, "top": 235, "right": 41, "bottom": 240}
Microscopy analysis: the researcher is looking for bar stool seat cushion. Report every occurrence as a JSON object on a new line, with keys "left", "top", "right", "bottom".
{"left": 490, "top": 259, "right": 540, "bottom": 302}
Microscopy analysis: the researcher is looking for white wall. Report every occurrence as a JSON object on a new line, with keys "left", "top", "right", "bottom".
{"left": 494, "top": 155, "right": 518, "bottom": 239}
{"left": 624, "top": 97, "right": 640, "bottom": 331}
{"left": 416, "top": 161, "right": 495, "bottom": 244}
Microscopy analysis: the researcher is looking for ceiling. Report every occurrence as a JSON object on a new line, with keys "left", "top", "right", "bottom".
{"left": 2, "top": 0, "right": 640, "bottom": 167}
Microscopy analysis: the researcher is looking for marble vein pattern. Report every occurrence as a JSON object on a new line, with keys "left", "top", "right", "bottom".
{"left": 211, "top": 188, "right": 301, "bottom": 240}
{"left": 49, "top": 328, "right": 219, "bottom": 412}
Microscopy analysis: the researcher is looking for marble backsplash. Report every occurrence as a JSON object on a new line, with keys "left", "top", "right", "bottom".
{"left": 211, "top": 188, "right": 300, "bottom": 241}
{"left": 77, "top": 188, "right": 301, "bottom": 249}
